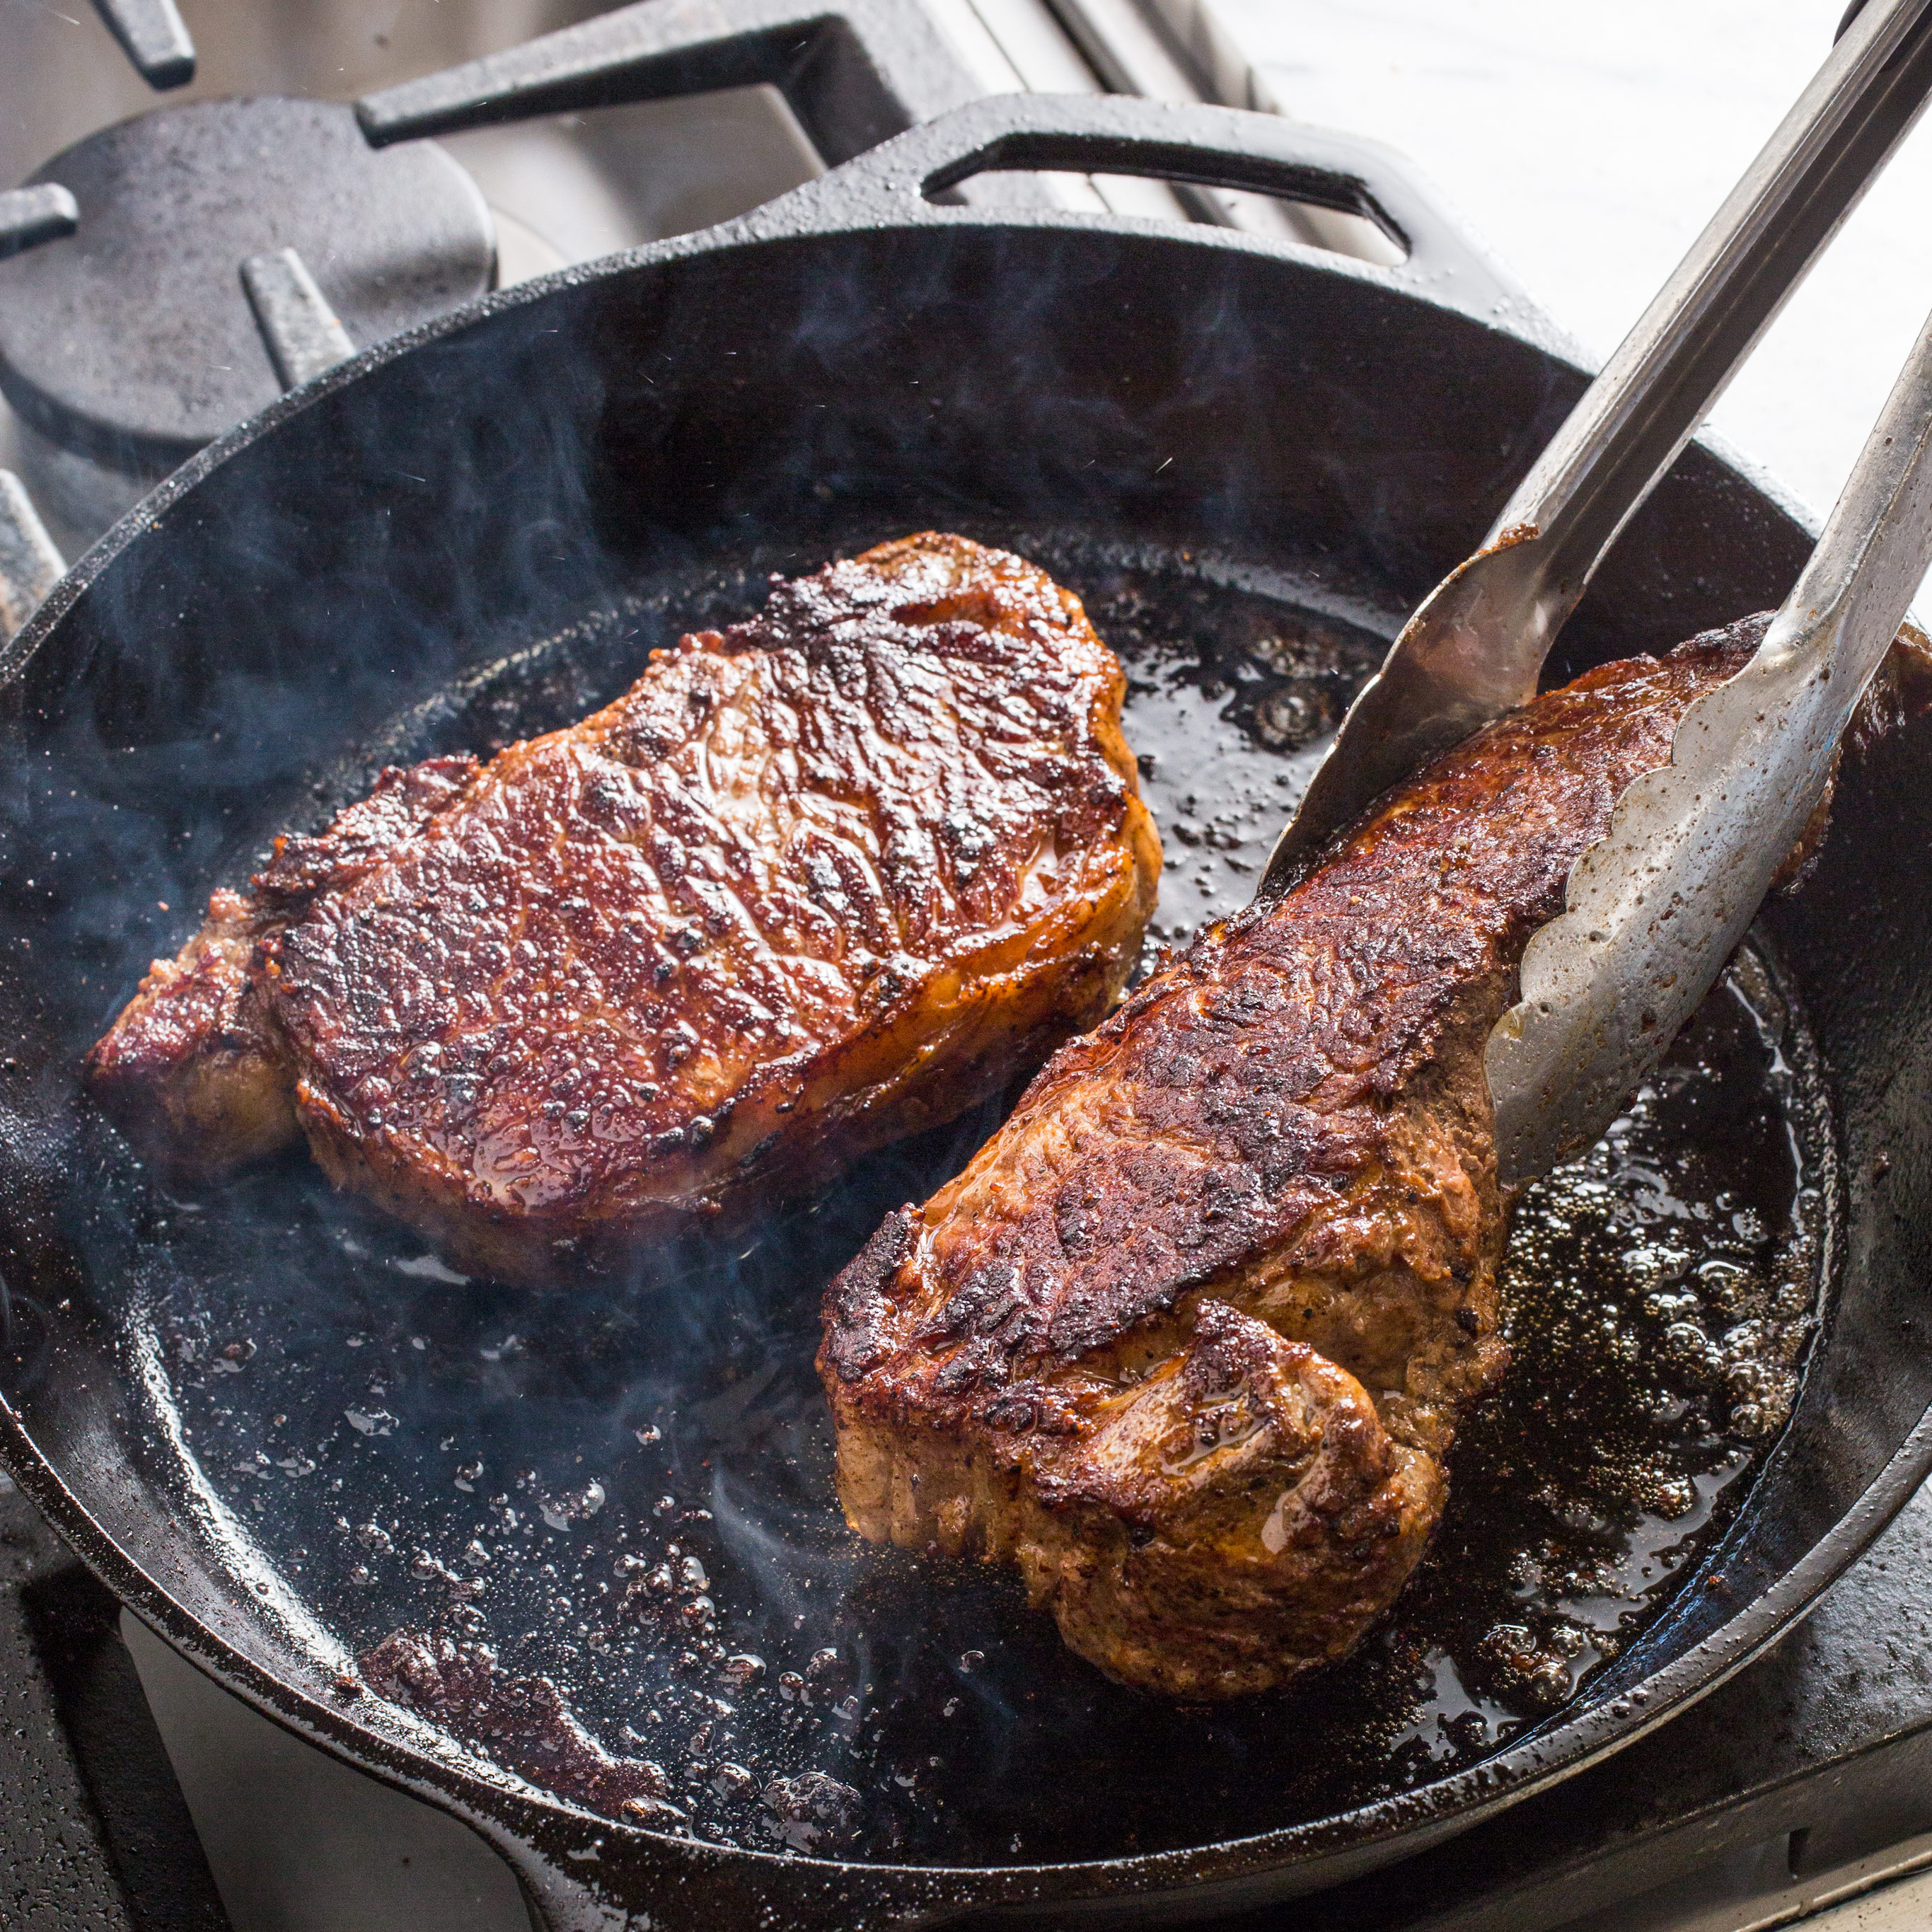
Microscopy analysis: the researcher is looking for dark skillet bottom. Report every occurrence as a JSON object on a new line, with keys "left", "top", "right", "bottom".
{"left": 45, "top": 526, "right": 1832, "bottom": 1866}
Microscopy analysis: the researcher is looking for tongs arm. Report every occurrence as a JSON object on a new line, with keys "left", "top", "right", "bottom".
{"left": 1266, "top": 0, "right": 1932, "bottom": 886}
{"left": 1487, "top": 296, "right": 1932, "bottom": 1184}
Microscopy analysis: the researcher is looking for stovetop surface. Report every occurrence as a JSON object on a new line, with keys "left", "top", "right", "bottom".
{"left": 1, "top": 1478, "right": 228, "bottom": 1932}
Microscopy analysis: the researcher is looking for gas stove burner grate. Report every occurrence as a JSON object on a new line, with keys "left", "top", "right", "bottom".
{"left": 0, "top": 96, "right": 494, "bottom": 529}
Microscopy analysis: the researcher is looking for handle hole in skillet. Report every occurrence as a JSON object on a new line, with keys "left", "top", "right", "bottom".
{"left": 925, "top": 129, "right": 1407, "bottom": 265}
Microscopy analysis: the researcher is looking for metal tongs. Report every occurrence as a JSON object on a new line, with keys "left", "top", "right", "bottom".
{"left": 1488, "top": 303, "right": 1932, "bottom": 1175}
{"left": 1261, "top": 0, "right": 1932, "bottom": 1185}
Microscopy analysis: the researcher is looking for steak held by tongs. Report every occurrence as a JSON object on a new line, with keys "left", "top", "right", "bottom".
{"left": 86, "top": 534, "right": 1160, "bottom": 1283}
{"left": 820, "top": 623, "right": 1791, "bottom": 1697}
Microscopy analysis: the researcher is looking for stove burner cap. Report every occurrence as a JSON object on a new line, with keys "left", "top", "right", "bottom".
{"left": 0, "top": 96, "right": 495, "bottom": 473}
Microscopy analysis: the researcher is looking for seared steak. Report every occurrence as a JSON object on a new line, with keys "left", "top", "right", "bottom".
{"left": 819, "top": 617, "right": 1781, "bottom": 1698}
{"left": 88, "top": 533, "right": 1160, "bottom": 1284}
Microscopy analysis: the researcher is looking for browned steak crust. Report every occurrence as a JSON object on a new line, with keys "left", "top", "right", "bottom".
{"left": 86, "top": 533, "right": 1160, "bottom": 1283}
{"left": 819, "top": 618, "right": 1774, "bottom": 1699}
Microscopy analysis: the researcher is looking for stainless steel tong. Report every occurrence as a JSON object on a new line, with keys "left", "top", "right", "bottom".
{"left": 1492, "top": 294, "right": 1932, "bottom": 1179}
{"left": 1260, "top": 0, "right": 1932, "bottom": 1184}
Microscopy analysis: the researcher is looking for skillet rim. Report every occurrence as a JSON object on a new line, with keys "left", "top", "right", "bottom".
{"left": 2, "top": 91, "right": 1928, "bottom": 1921}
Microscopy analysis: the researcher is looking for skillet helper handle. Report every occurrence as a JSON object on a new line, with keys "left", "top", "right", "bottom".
{"left": 763, "top": 91, "right": 1527, "bottom": 320}
{"left": 1490, "top": 295, "right": 1932, "bottom": 1183}
{"left": 356, "top": 0, "right": 983, "bottom": 170}
{"left": 0, "top": 472, "right": 66, "bottom": 647}
{"left": 1489, "top": 0, "right": 1932, "bottom": 634}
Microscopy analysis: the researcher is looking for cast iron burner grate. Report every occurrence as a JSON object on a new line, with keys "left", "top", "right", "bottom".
{"left": 0, "top": 0, "right": 1051, "bottom": 550}
{"left": 0, "top": 97, "right": 496, "bottom": 484}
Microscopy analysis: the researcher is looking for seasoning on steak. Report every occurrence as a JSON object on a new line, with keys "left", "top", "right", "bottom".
{"left": 819, "top": 614, "right": 1791, "bottom": 1699}
{"left": 86, "top": 533, "right": 1160, "bottom": 1285}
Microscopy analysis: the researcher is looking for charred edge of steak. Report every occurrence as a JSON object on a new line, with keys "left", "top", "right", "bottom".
{"left": 83, "top": 757, "right": 487, "bottom": 1180}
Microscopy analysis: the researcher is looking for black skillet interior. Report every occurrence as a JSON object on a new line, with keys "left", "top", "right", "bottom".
{"left": 2, "top": 96, "right": 1931, "bottom": 1928}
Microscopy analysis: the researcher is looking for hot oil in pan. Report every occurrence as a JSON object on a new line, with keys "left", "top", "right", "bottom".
{"left": 83, "top": 541, "right": 1831, "bottom": 1866}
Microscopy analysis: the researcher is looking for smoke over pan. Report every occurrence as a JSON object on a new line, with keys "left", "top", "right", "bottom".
{"left": 0, "top": 95, "right": 1926, "bottom": 1932}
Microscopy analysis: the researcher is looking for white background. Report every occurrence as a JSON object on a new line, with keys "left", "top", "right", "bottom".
{"left": 1221, "top": 0, "right": 1932, "bottom": 557}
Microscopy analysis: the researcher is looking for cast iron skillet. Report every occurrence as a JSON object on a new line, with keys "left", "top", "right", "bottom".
{"left": 3, "top": 93, "right": 1931, "bottom": 1932}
